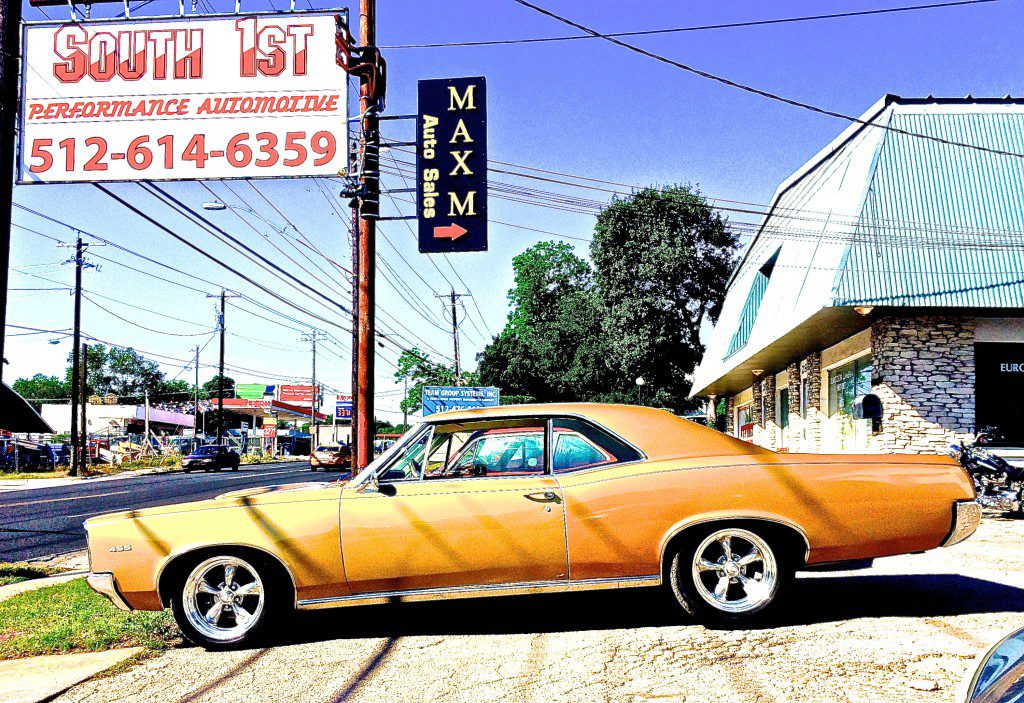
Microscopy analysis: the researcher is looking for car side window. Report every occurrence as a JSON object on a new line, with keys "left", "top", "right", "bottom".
{"left": 425, "top": 420, "right": 547, "bottom": 479}
{"left": 552, "top": 417, "right": 643, "bottom": 473}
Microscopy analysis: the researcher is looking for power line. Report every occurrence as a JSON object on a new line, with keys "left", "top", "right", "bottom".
{"left": 383, "top": 0, "right": 1004, "bottom": 49}
{"left": 507, "top": 0, "right": 1024, "bottom": 161}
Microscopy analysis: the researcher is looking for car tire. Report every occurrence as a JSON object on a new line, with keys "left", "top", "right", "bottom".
{"left": 309, "top": 464, "right": 317, "bottom": 471}
{"left": 170, "top": 553, "right": 290, "bottom": 650}
{"left": 667, "top": 525, "right": 794, "bottom": 626}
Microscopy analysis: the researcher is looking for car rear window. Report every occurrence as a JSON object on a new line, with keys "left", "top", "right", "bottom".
{"left": 552, "top": 417, "right": 643, "bottom": 473}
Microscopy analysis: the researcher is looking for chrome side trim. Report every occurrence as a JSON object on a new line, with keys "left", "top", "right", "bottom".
{"left": 86, "top": 572, "right": 132, "bottom": 611}
{"left": 295, "top": 574, "right": 660, "bottom": 611}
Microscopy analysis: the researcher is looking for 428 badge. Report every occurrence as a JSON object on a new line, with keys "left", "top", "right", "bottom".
{"left": 26, "top": 130, "right": 338, "bottom": 174}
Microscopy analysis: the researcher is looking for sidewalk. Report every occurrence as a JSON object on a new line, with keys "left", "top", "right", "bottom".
{"left": 0, "top": 649, "right": 143, "bottom": 703}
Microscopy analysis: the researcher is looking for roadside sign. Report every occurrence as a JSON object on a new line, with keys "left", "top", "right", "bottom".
{"left": 416, "top": 76, "right": 487, "bottom": 253}
{"left": 19, "top": 13, "right": 348, "bottom": 184}
{"left": 421, "top": 386, "right": 499, "bottom": 416}
{"left": 335, "top": 400, "right": 353, "bottom": 419}
{"left": 262, "top": 425, "right": 277, "bottom": 438}
{"left": 280, "top": 384, "right": 319, "bottom": 403}
{"left": 236, "top": 383, "right": 275, "bottom": 400}
{"left": 240, "top": 421, "right": 250, "bottom": 430}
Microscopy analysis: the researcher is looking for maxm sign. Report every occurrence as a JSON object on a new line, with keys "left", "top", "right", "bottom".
{"left": 19, "top": 14, "right": 348, "bottom": 183}
{"left": 421, "top": 386, "right": 499, "bottom": 416}
{"left": 416, "top": 76, "right": 487, "bottom": 253}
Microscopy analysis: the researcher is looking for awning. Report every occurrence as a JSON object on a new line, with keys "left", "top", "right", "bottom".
{"left": 0, "top": 383, "right": 54, "bottom": 433}
{"left": 217, "top": 398, "right": 328, "bottom": 421}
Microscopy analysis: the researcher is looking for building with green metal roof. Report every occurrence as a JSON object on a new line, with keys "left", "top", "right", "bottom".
{"left": 690, "top": 95, "right": 1024, "bottom": 455}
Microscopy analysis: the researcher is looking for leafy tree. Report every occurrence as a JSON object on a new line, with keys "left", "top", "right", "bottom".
{"left": 477, "top": 241, "right": 611, "bottom": 402}
{"left": 395, "top": 348, "right": 479, "bottom": 415}
{"left": 591, "top": 185, "right": 738, "bottom": 410}
{"left": 375, "top": 419, "right": 411, "bottom": 435}
{"left": 12, "top": 374, "right": 70, "bottom": 403}
{"left": 476, "top": 186, "right": 738, "bottom": 411}
{"left": 154, "top": 379, "right": 193, "bottom": 401}
{"left": 201, "top": 374, "right": 235, "bottom": 399}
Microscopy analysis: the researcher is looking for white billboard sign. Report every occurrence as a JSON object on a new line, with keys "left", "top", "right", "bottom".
{"left": 19, "top": 13, "right": 348, "bottom": 183}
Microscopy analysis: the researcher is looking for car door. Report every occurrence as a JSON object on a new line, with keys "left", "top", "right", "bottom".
{"left": 340, "top": 421, "right": 569, "bottom": 595}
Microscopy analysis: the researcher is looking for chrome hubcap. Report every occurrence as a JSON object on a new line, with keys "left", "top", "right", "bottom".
{"left": 691, "top": 528, "right": 777, "bottom": 614}
{"left": 183, "top": 557, "right": 264, "bottom": 641}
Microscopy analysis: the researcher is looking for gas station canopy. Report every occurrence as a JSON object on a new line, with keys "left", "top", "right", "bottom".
{"left": 218, "top": 398, "right": 328, "bottom": 422}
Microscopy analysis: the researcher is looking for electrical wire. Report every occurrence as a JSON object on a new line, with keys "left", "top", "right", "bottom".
{"left": 383, "top": 0, "right": 1005, "bottom": 49}
{"left": 507, "top": 0, "right": 1024, "bottom": 161}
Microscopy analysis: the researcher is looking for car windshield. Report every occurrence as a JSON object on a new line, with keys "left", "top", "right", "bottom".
{"left": 351, "top": 423, "right": 424, "bottom": 485}
{"left": 194, "top": 446, "right": 219, "bottom": 455}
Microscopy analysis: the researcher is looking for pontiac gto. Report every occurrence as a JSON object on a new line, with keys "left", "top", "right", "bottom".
{"left": 83, "top": 403, "right": 980, "bottom": 648}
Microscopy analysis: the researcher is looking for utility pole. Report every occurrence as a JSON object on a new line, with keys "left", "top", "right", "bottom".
{"left": 193, "top": 345, "right": 200, "bottom": 445}
{"left": 206, "top": 290, "right": 236, "bottom": 446}
{"left": 68, "top": 237, "right": 83, "bottom": 477}
{"left": 350, "top": 203, "right": 360, "bottom": 462}
{"left": 354, "top": 0, "right": 378, "bottom": 470}
{"left": 0, "top": 0, "right": 24, "bottom": 387}
{"left": 436, "top": 290, "right": 469, "bottom": 382}
{"left": 402, "top": 375, "right": 408, "bottom": 430}
{"left": 300, "top": 330, "right": 320, "bottom": 446}
{"left": 79, "top": 343, "right": 88, "bottom": 471}
{"left": 143, "top": 389, "right": 151, "bottom": 455}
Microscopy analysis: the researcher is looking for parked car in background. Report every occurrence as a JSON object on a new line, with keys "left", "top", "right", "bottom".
{"left": 309, "top": 444, "right": 351, "bottom": 472}
{"left": 181, "top": 445, "right": 240, "bottom": 472}
{"left": 82, "top": 403, "right": 979, "bottom": 649}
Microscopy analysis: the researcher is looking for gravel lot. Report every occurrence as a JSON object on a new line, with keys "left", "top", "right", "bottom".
{"left": 57, "top": 518, "right": 1024, "bottom": 703}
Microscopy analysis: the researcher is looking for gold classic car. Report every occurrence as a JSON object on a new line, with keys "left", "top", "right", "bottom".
{"left": 83, "top": 403, "right": 980, "bottom": 648}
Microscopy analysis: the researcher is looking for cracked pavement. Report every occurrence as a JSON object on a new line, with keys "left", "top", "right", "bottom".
{"left": 56, "top": 518, "right": 1024, "bottom": 703}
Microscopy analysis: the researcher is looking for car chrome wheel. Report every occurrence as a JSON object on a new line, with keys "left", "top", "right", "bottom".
{"left": 182, "top": 556, "right": 265, "bottom": 643}
{"left": 690, "top": 528, "right": 777, "bottom": 614}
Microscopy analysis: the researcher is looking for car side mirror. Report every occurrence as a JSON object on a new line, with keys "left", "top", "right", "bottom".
{"left": 963, "top": 625, "right": 1024, "bottom": 702}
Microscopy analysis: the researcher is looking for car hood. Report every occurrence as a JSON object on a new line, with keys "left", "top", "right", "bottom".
{"left": 84, "top": 481, "right": 345, "bottom": 526}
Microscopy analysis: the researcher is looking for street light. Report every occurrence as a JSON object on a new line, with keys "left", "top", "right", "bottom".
{"left": 635, "top": 376, "right": 646, "bottom": 406}
{"left": 201, "top": 201, "right": 228, "bottom": 211}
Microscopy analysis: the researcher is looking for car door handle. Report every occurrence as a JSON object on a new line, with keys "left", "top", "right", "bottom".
{"left": 524, "top": 491, "right": 562, "bottom": 504}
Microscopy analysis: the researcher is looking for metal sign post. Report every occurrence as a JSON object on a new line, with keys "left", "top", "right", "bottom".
{"left": 416, "top": 76, "right": 487, "bottom": 253}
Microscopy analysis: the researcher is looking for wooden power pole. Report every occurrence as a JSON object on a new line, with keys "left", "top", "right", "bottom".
{"left": 354, "top": 0, "right": 378, "bottom": 470}
{"left": 0, "top": 0, "right": 23, "bottom": 387}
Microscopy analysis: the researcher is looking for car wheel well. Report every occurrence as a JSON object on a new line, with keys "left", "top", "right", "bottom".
{"left": 660, "top": 519, "right": 808, "bottom": 581}
{"left": 158, "top": 546, "right": 294, "bottom": 608}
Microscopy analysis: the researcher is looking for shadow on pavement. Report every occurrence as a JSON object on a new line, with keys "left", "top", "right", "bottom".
{"left": 256, "top": 572, "right": 1024, "bottom": 646}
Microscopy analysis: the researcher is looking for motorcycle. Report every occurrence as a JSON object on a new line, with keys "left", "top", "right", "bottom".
{"left": 950, "top": 430, "right": 1024, "bottom": 517}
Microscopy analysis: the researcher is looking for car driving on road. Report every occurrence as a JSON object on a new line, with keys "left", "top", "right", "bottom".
{"left": 309, "top": 444, "right": 351, "bottom": 472}
{"left": 181, "top": 445, "right": 240, "bottom": 472}
{"left": 82, "top": 403, "right": 979, "bottom": 649}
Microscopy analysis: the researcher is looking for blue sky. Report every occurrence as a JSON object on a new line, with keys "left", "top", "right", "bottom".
{"left": 7, "top": 0, "right": 1024, "bottom": 420}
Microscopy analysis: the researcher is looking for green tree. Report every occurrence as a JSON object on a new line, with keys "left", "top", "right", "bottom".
{"left": 477, "top": 241, "right": 611, "bottom": 402}
{"left": 591, "top": 185, "right": 738, "bottom": 410}
{"left": 12, "top": 374, "right": 70, "bottom": 403}
{"left": 395, "top": 348, "right": 479, "bottom": 415}
{"left": 201, "top": 374, "right": 235, "bottom": 399}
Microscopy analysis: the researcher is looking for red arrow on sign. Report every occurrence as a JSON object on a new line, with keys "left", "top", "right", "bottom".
{"left": 433, "top": 223, "right": 468, "bottom": 241}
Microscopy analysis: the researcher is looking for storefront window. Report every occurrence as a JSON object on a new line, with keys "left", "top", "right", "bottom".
{"left": 778, "top": 389, "right": 789, "bottom": 429}
{"left": 737, "top": 404, "right": 754, "bottom": 439}
{"left": 800, "top": 377, "right": 810, "bottom": 418}
{"left": 828, "top": 355, "right": 872, "bottom": 417}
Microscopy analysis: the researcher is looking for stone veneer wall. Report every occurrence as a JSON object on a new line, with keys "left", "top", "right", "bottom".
{"left": 760, "top": 373, "right": 776, "bottom": 449}
{"left": 870, "top": 315, "right": 975, "bottom": 453}
{"left": 725, "top": 395, "right": 735, "bottom": 435}
{"left": 751, "top": 379, "right": 763, "bottom": 428}
{"left": 800, "top": 352, "right": 822, "bottom": 450}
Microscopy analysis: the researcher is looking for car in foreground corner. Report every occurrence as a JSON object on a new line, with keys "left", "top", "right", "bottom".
{"left": 309, "top": 444, "right": 351, "bottom": 472}
{"left": 181, "top": 445, "right": 240, "bottom": 472}
{"left": 82, "top": 403, "right": 980, "bottom": 649}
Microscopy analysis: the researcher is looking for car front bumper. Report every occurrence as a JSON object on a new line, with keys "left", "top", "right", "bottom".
{"left": 942, "top": 499, "right": 982, "bottom": 548}
{"left": 85, "top": 572, "right": 133, "bottom": 611}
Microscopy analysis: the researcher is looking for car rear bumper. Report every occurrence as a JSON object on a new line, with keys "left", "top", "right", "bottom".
{"left": 85, "top": 572, "right": 133, "bottom": 611}
{"left": 941, "top": 499, "right": 981, "bottom": 548}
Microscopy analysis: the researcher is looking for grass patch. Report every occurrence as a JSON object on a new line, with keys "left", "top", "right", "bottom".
{"left": 0, "top": 563, "right": 62, "bottom": 587}
{"left": 0, "top": 578, "right": 178, "bottom": 660}
{"left": 0, "top": 470, "right": 70, "bottom": 480}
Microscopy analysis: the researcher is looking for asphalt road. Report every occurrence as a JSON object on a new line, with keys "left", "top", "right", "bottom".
{"left": 0, "top": 462, "right": 332, "bottom": 562}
